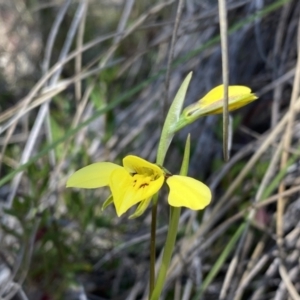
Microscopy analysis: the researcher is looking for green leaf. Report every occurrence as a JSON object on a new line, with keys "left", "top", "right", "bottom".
{"left": 180, "top": 134, "right": 191, "bottom": 176}
{"left": 90, "top": 82, "right": 106, "bottom": 110}
{"left": 49, "top": 116, "right": 65, "bottom": 159}
{"left": 129, "top": 197, "right": 151, "bottom": 219}
{"left": 156, "top": 72, "right": 192, "bottom": 165}
{"left": 102, "top": 194, "right": 113, "bottom": 211}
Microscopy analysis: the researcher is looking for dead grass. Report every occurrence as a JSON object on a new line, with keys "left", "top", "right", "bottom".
{"left": 0, "top": 0, "right": 300, "bottom": 299}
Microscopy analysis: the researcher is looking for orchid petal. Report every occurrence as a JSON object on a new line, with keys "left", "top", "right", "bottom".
{"left": 166, "top": 175, "right": 211, "bottom": 210}
{"left": 66, "top": 162, "right": 122, "bottom": 188}
{"left": 123, "top": 155, "right": 163, "bottom": 177}
{"left": 110, "top": 168, "right": 164, "bottom": 216}
{"left": 199, "top": 85, "right": 258, "bottom": 114}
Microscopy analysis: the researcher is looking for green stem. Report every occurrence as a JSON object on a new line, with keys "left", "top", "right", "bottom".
{"left": 150, "top": 206, "right": 181, "bottom": 300}
{"left": 149, "top": 199, "right": 158, "bottom": 298}
{"left": 149, "top": 73, "right": 192, "bottom": 297}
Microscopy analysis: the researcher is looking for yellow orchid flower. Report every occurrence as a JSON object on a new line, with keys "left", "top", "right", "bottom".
{"left": 188, "top": 85, "right": 257, "bottom": 115}
{"left": 66, "top": 155, "right": 211, "bottom": 217}
{"left": 172, "top": 85, "right": 258, "bottom": 132}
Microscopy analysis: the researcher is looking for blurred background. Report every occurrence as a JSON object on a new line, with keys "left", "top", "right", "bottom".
{"left": 0, "top": 0, "right": 300, "bottom": 299}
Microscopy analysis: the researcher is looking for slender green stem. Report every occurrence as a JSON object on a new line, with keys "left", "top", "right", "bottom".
{"left": 149, "top": 200, "right": 158, "bottom": 298}
{"left": 149, "top": 193, "right": 159, "bottom": 298}
{"left": 150, "top": 207, "right": 181, "bottom": 300}
{"left": 150, "top": 73, "right": 192, "bottom": 297}
{"left": 150, "top": 135, "right": 190, "bottom": 299}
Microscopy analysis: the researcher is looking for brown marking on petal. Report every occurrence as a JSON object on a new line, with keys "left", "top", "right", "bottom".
{"left": 139, "top": 183, "right": 149, "bottom": 189}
